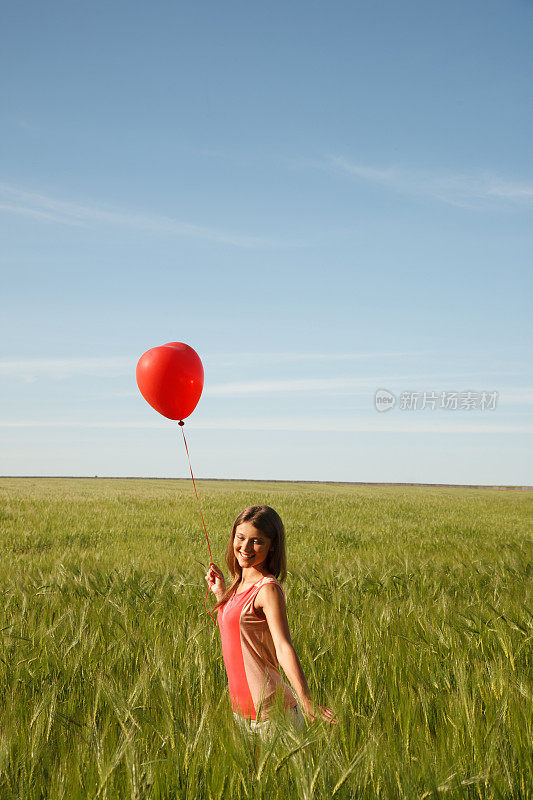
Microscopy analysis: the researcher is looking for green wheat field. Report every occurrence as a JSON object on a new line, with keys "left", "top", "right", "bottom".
{"left": 0, "top": 477, "right": 531, "bottom": 799}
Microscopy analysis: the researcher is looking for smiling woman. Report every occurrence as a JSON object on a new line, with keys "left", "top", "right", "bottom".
{"left": 205, "top": 505, "right": 336, "bottom": 738}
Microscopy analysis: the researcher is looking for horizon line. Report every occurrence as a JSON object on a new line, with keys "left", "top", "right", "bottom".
{"left": 1, "top": 475, "right": 531, "bottom": 491}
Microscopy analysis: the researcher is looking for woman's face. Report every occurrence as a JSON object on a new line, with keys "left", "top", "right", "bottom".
{"left": 233, "top": 521, "right": 271, "bottom": 571}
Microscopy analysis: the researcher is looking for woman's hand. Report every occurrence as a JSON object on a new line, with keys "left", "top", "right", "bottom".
{"left": 205, "top": 563, "right": 226, "bottom": 601}
{"left": 301, "top": 699, "right": 337, "bottom": 725}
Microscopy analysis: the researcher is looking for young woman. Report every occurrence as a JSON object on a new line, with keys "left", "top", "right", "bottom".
{"left": 205, "top": 505, "right": 336, "bottom": 733}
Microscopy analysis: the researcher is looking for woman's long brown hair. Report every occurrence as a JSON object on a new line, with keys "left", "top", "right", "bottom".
{"left": 213, "top": 505, "right": 287, "bottom": 611}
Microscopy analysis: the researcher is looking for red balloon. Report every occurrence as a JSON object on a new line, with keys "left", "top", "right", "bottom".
{"left": 136, "top": 342, "right": 204, "bottom": 421}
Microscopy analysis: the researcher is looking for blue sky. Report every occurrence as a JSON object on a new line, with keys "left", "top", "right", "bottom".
{"left": 1, "top": 0, "right": 532, "bottom": 484}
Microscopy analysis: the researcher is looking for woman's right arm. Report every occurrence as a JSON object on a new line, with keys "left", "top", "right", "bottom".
{"left": 205, "top": 563, "right": 226, "bottom": 603}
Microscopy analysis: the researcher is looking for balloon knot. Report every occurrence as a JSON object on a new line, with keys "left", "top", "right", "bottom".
{"left": 178, "top": 420, "right": 185, "bottom": 427}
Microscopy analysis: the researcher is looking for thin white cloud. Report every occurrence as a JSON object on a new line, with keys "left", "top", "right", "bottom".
{"left": 500, "top": 387, "right": 533, "bottom": 404}
{"left": 0, "top": 352, "right": 414, "bottom": 383}
{"left": 206, "top": 376, "right": 525, "bottom": 398}
{"left": 0, "top": 183, "right": 297, "bottom": 248}
{"left": 207, "top": 376, "right": 389, "bottom": 396}
{"left": 328, "top": 157, "right": 533, "bottom": 207}
{"left": 0, "top": 350, "right": 423, "bottom": 384}
{"left": 0, "top": 202, "right": 85, "bottom": 226}
{"left": 196, "top": 417, "right": 533, "bottom": 434}
{"left": 0, "top": 357, "right": 132, "bottom": 380}
{"left": 0, "top": 417, "right": 531, "bottom": 434}
{"left": 2, "top": 356, "right": 529, "bottom": 405}
{"left": 204, "top": 351, "right": 421, "bottom": 367}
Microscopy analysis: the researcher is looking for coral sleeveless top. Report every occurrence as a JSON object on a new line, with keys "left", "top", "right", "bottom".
{"left": 218, "top": 575, "right": 297, "bottom": 720}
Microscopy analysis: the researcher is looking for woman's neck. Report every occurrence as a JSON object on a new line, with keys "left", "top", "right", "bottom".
{"left": 240, "top": 566, "right": 270, "bottom": 585}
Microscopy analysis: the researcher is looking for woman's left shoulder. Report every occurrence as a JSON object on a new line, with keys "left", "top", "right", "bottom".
{"left": 254, "top": 577, "right": 286, "bottom": 608}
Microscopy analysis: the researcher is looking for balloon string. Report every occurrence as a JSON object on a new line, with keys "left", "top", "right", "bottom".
{"left": 178, "top": 421, "right": 217, "bottom": 625}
